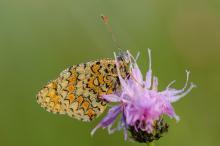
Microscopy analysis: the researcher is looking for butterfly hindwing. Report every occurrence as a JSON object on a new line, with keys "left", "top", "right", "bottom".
{"left": 36, "top": 57, "right": 130, "bottom": 122}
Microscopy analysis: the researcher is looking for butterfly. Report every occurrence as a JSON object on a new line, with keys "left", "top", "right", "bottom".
{"left": 36, "top": 52, "right": 131, "bottom": 122}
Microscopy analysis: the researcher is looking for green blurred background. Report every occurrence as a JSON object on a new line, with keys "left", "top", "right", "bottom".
{"left": 0, "top": 0, "right": 219, "bottom": 146}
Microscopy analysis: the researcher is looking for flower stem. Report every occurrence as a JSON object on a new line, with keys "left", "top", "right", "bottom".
{"left": 147, "top": 142, "right": 155, "bottom": 146}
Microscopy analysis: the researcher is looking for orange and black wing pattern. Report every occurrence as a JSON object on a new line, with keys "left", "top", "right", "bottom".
{"left": 36, "top": 57, "right": 130, "bottom": 121}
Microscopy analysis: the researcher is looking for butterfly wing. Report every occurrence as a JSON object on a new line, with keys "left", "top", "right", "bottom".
{"left": 36, "top": 59, "right": 121, "bottom": 121}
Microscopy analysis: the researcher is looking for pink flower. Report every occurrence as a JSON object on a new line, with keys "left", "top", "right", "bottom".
{"left": 91, "top": 49, "right": 196, "bottom": 141}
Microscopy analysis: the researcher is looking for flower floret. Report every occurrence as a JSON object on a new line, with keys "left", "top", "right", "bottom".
{"left": 91, "top": 49, "right": 196, "bottom": 141}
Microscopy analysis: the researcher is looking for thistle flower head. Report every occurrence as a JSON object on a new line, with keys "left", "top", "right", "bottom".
{"left": 91, "top": 49, "right": 196, "bottom": 142}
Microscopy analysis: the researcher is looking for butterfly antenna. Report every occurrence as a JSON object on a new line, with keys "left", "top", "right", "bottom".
{"left": 101, "top": 14, "right": 122, "bottom": 49}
